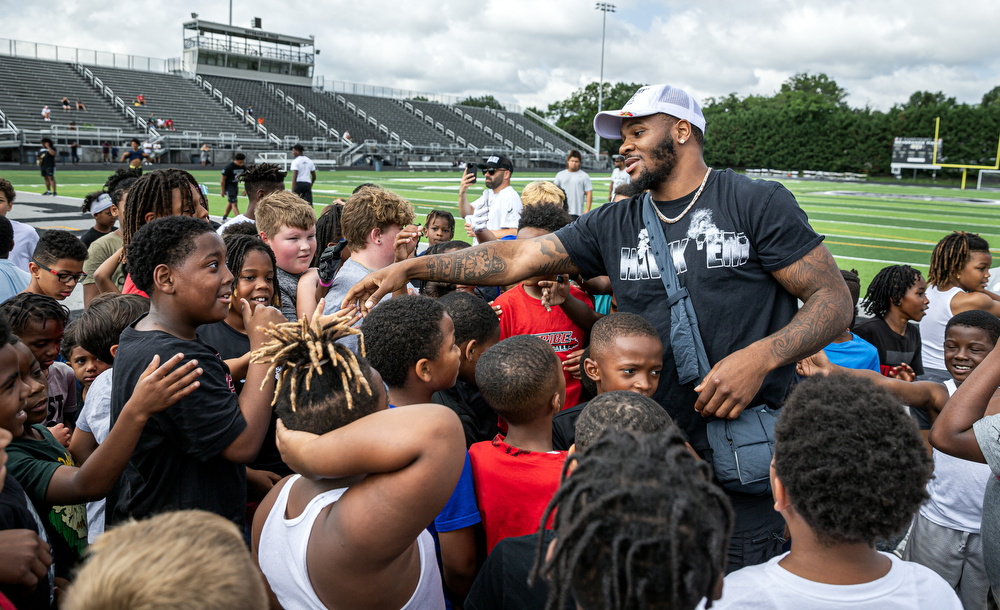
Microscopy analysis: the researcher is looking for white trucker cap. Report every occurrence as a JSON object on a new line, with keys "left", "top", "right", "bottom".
{"left": 593, "top": 84, "right": 706, "bottom": 139}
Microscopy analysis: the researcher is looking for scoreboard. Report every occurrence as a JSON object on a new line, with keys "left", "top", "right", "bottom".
{"left": 891, "top": 137, "right": 942, "bottom": 173}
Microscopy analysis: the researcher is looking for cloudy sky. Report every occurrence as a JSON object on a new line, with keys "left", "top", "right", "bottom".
{"left": 4, "top": 0, "right": 999, "bottom": 111}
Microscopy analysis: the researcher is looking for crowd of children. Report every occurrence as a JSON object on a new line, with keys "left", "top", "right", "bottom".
{"left": 0, "top": 163, "right": 998, "bottom": 610}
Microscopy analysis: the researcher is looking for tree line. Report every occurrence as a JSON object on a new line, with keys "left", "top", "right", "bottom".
{"left": 526, "top": 75, "right": 1000, "bottom": 177}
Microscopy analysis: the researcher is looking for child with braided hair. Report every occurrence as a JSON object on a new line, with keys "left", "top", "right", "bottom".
{"left": 93, "top": 168, "right": 210, "bottom": 297}
{"left": 529, "top": 425, "right": 733, "bottom": 610}
{"left": 251, "top": 311, "right": 465, "bottom": 610}
{"left": 854, "top": 264, "right": 928, "bottom": 380}
{"left": 106, "top": 216, "right": 285, "bottom": 530}
{"left": 920, "top": 232, "right": 1000, "bottom": 384}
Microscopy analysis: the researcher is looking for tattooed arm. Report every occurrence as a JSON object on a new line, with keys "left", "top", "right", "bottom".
{"left": 694, "top": 244, "right": 853, "bottom": 419}
{"left": 343, "top": 234, "right": 578, "bottom": 313}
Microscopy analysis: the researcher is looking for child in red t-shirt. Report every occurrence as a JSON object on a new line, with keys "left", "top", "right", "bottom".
{"left": 492, "top": 204, "right": 601, "bottom": 409}
{"left": 470, "top": 334, "right": 567, "bottom": 553}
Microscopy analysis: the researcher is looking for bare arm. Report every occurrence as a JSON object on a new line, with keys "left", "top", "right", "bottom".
{"left": 291, "top": 170, "right": 298, "bottom": 185}
{"left": 695, "top": 244, "right": 853, "bottom": 419}
{"left": 585, "top": 190, "right": 593, "bottom": 213}
{"left": 343, "top": 233, "right": 578, "bottom": 313}
{"left": 458, "top": 173, "right": 476, "bottom": 217}
{"left": 951, "top": 290, "right": 1000, "bottom": 318}
{"left": 93, "top": 247, "right": 123, "bottom": 295}
{"left": 796, "top": 350, "right": 947, "bottom": 411}
{"left": 439, "top": 526, "right": 478, "bottom": 607}
{"left": 220, "top": 174, "right": 227, "bottom": 195}
{"left": 929, "top": 344, "right": 1000, "bottom": 462}
{"left": 67, "top": 428, "right": 98, "bottom": 465}
{"left": 310, "top": 171, "right": 316, "bottom": 185}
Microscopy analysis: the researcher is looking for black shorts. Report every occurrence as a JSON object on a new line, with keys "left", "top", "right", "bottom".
{"left": 293, "top": 183, "right": 313, "bottom": 204}
{"left": 40, "top": 167, "right": 55, "bottom": 178}
{"left": 226, "top": 188, "right": 239, "bottom": 204}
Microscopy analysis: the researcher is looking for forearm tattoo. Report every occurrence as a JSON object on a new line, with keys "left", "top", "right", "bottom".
{"left": 415, "top": 234, "right": 576, "bottom": 286}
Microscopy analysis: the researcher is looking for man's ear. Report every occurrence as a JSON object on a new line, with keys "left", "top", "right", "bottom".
{"left": 109, "top": 344, "right": 119, "bottom": 360}
{"left": 152, "top": 263, "right": 176, "bottom": 294}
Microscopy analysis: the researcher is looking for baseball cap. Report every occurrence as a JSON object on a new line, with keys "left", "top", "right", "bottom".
{"left": 477, "top": 155, "right": 513, "bottom": 172}
{"left": 593, "top": 84, "right": 706, "bottom": 139}
{"left": 91, "top": 193, "right": 114, "bottom": 215}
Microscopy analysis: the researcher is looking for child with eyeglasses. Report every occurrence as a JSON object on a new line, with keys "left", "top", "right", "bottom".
{"left": 25, "top": 230, "right": 88, "bottom": 301}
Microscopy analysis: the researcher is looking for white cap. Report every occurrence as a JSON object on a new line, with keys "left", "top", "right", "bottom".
{"left": 91, "top": 193, "right": 114, "bottom": 215}
{"left": 593, "top": 84, "right": 706, "bottom": 139}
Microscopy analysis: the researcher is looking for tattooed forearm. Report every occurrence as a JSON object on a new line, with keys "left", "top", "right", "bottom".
{"left": 763, "top": 244, "right": 853, "bottom": 367}
{"left": 409, "top": 233, "right": 578, "bottom": 286}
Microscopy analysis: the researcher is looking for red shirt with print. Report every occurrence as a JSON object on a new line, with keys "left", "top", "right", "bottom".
{"left": 494, "top": 284, "right": 592, "bottom": 409}
{"left": 468, "top": 435, "right": 567, "bottom": 554}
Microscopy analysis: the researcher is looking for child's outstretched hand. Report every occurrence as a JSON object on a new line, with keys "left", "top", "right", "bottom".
{"left": 538, "top": 275, "right": 570, "bottom": 312}
{"left": 393, "top": 224, "right": 423, "bottom": 263}
{"left": 242, "top": 299, "right": 287, "bottom": 349}
{"left": 275, "top": 418, "right": 321, "bottom": 479}
{"left": 125, "top": 353, "right": 202, "bottom": 419}
{"left": 48, "top": 423, "right": 71, "bottom": 449}
{"left": 795, "top": 350, "right": 833, "bottom": 377}
{"left": 889, "top": 363, "right": 916, "bottom": 382}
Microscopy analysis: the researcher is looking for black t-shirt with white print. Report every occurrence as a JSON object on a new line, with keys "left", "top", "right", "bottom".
{"left": 556, "top": 169, "right": 823, "bottom": 455}
{"left": 108, "top": 315, "right": 248, "bottom": 528}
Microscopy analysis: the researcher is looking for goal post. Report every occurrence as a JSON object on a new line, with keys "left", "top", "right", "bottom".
{"left": 977, "top": 169, "right": 1000, "bottom": 191}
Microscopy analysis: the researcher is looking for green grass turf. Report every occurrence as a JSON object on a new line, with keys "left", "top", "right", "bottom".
{"left": 4, "top": 168, "right": 999, "bottom": 293}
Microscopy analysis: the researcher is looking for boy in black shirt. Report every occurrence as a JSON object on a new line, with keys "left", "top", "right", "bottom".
{"left": 108, "top": 216, "right": 285, "bottom": 529}
{"left": 219, "top": 152, "right": 246, "bottom": 222}
{"left": 37, "top": 139, "right": 57, "bottom": 196}
{"left": 431, "top": 291, "right": 502, "bottom": 448}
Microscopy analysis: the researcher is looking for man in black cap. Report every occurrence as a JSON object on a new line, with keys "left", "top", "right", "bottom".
{"left": 458, "top": 154, "right": 522, "bottom": 241}
{"left": 290, "top": 144, "right": 316, "bottom": 204}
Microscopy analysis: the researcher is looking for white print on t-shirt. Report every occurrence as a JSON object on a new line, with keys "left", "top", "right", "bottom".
{"left": 620, "top": 211, "right": 749, "bottom": 281}
{"left": 532, "top": 331, "right": 579, "bottom": 353}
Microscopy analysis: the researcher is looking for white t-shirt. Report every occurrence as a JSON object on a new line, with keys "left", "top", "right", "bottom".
{"left": 8, "top": 219, "right": 38, "bottom": 273}
{"left": 554, "top": 169, "right": 593, "bottom": 215}
{"left": 920, "top": 379, "right": 992, "bottom": 533}
{"left": 611, "top": 166, "right": 631, "bottom": 192}
{"left": 74, "top": 368, "right": 113, "bottom": 543}
{"left": 216, "top": 215, "right": 255, "bottom": 236}
{"left": 713, "top": 552, "right": 961, "bottom": 609}
{"left": 291, "top": 156, "right": 316, "bottom": 182}
{"left": 470, "top": 185, "right": 522, "bottom": 232}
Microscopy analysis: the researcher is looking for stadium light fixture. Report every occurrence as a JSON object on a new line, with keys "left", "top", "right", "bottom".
{"left": 595, "top": 2, "right": 616, "bottom": 155}
{"left": 190, "top": 12, "right": 198, "bottom": 18}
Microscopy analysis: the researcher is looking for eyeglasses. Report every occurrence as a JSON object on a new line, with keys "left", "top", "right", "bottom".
{"left": 32, "top": 260, "right": 87, "bottom": 284}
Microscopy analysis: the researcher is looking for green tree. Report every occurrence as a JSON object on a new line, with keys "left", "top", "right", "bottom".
{"left": 779, "top": 73, "right": 848, "bottom": 106}
{"left": 458, "top": 95, "right": 507, "bottom": 109}
{"left": 982, "top": 86, "right": 1000, "bottom": 107}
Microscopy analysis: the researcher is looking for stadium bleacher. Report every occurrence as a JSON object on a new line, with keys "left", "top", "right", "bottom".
{"left": 339, "top": 94, "right": 449, "bottom": 148}
{"left": 207, "top": 76, "right": 328, "bottom": 142}
{"left": 0, "top": 56, "right": 132, "bottom": 133}
{"left": 283, "top": 86, "right": 386, "bottom": 143}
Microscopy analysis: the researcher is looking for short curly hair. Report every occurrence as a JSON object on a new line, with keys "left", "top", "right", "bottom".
{"left": 360, "top": 295, "right": 446, "bottom": 388}
{"left": 946, "top": 309, "right": 1000, "bottom": 345}
{"left": 476, "top": 335, "right": 561, "bottom": 425}
{"left": 774, "top": 374, "right": 932, "bottom": 546}
{"left": 574, "top": 391, "right": 673, "bottom": 451}
{"left": 341, "top": 187, "right": 414, "bottom": 251}
{"left": 517, "top": 202, "right": 572, "bottom": 233}
{"left": 589, "top": 312, "right": 660, "bottom": 361}
{"left": 436, "top": 291, "right": 499, "bottom": 346}
{"left": 32, "top": 229, "right": 88, "bottom": 266}
{"left": 126, "top": 216, "right": 218, "bottom": 294}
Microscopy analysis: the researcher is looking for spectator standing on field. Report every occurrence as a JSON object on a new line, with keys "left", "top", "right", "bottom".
{"left": 37, "top": 138, "right": 58, "bottom": 196}
{"left": 609, "top": 154, "right": 631, "bottom": 201}
{"left": 101, "top": 141, "right": 111, "bottom": 164}
{"left": 69, "top": 141, "right": 79, "bottom": 166}
{"left": 200, "top": 143, "right": 211, "bottom": 167}
{"left": 458, "top": 154, "right": 522, "bottom": 242}
{"left": 555, "top": 149, "right": 593, "bottom": 215}
{"left": 290, "top": 144, "right": 316, "bottom": 204}
{"left": 220, "top": 153, "right": 247, "bottom": 222}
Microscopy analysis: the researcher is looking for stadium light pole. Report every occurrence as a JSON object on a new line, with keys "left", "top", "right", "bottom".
{"left": 594, "top": 2, "right": 616, "bottom": 156}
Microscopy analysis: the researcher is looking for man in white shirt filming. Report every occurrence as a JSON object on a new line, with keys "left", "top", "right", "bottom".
{"left": 459, "top": 154, "right": 522, "bottom": 242}
{"left": 290, "top": 144, "right": 317, "bottom": 204}
{"left": 609, "top": 154, "right": 631, "bottom": 201}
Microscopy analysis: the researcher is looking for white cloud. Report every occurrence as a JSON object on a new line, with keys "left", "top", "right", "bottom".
{"left": 2, "top": 0, "right": 998, "bottom": 111}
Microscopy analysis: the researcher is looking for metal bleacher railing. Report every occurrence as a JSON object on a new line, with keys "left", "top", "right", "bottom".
{"left": 0, "top": 37, "right": 182, "bottom": 74}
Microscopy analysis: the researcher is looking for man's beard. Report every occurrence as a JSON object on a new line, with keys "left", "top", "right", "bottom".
{"left": 631, "top": 131, "right": 677, "bottom": 193}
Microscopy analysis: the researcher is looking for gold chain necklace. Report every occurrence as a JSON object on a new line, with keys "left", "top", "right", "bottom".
{"left": 653, "top": 168, "right": 712, "bottom": 224}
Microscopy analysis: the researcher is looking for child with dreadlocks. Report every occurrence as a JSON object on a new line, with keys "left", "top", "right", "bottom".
{"left": 78, "top": 192, "right": 117, "bottom": 247}
{"left": 530, "top": 424, "right": 733, "bottom": 610}
{"left": 93, "top": 168, "right": 209, "bottom": 298}
{"left": 854, "top": 264, "right": 928, "bottom": 380}
{"left": 432, "top": 290, "right": 503, "bottom": 448}
{"left": 361, "top": 295, "right": 479, "bottom": 608}
{"left": 106, "top": 216, "right": 285, "bottom": 530}
{"left": 492, "top": 202, "right": 598, "bottom": 410}
{"left": 466, "top": 391, "right": 675, "bottom": 610}
{"left": 0, "top": 294, "right": 76, "bottom": 432}
{"left": 216, "top": 162, "right": 287, "bottom": 236}
{"left": 24, "top": 230, "right": 88, "bottom": 302}
{"left": 819, "top": 269, "right": 880, "bottom": 373}
{"left": 254, "top": 191, "right": 317, "bottom": 322}
{"left": 471, "top": 334, "right": 567, "bottom": 554}
{"left": 552, "top": 312, "right": 663, "bottom": 451}
{"left": 250, "top": 312, "right": 465, "bottom": 610}
{"left": 920, "top": 231, "right": 1000, "bottom": 384}
{"left": 82, "top": 168, "right": 141, "bottom": 307}
{"left": 712, "top": 374, "right": 959, "bottom": 609}
{"left": 797, "top": 310, "right": 1000, "bottom": 609}
{"left": 5, "top": 310, "right": 202, "bottom": 581}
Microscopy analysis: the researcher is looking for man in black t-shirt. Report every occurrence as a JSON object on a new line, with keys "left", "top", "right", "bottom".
{"left": 219, "top": 152, "right": 246, "bottom": 222}
{"left": 344, "top": 84, "right": 852, "bottom": 571}
{"left": 37, "top": 138, "right": 57, "bottom": 196}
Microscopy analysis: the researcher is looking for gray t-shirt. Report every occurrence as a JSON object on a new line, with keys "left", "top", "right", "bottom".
{"left": 277, "top": 268, "right": 303, "bottom": 322}
{"left": 973, "top": 414, "right": 1000, "bottom": 606}
{"left": 323, "top": 258, "right": 416, "bottom": 353}
{"left": 554, "top": 169, "right": 593, "bottom": 216}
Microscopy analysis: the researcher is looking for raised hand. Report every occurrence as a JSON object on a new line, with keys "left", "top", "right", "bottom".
{"left": 127, "top": 353, "right": 203, "bottom": 418}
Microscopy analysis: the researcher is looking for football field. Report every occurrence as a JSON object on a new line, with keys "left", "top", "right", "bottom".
{"left": 3, "top": 168, "right": 999, "bottom": 293}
